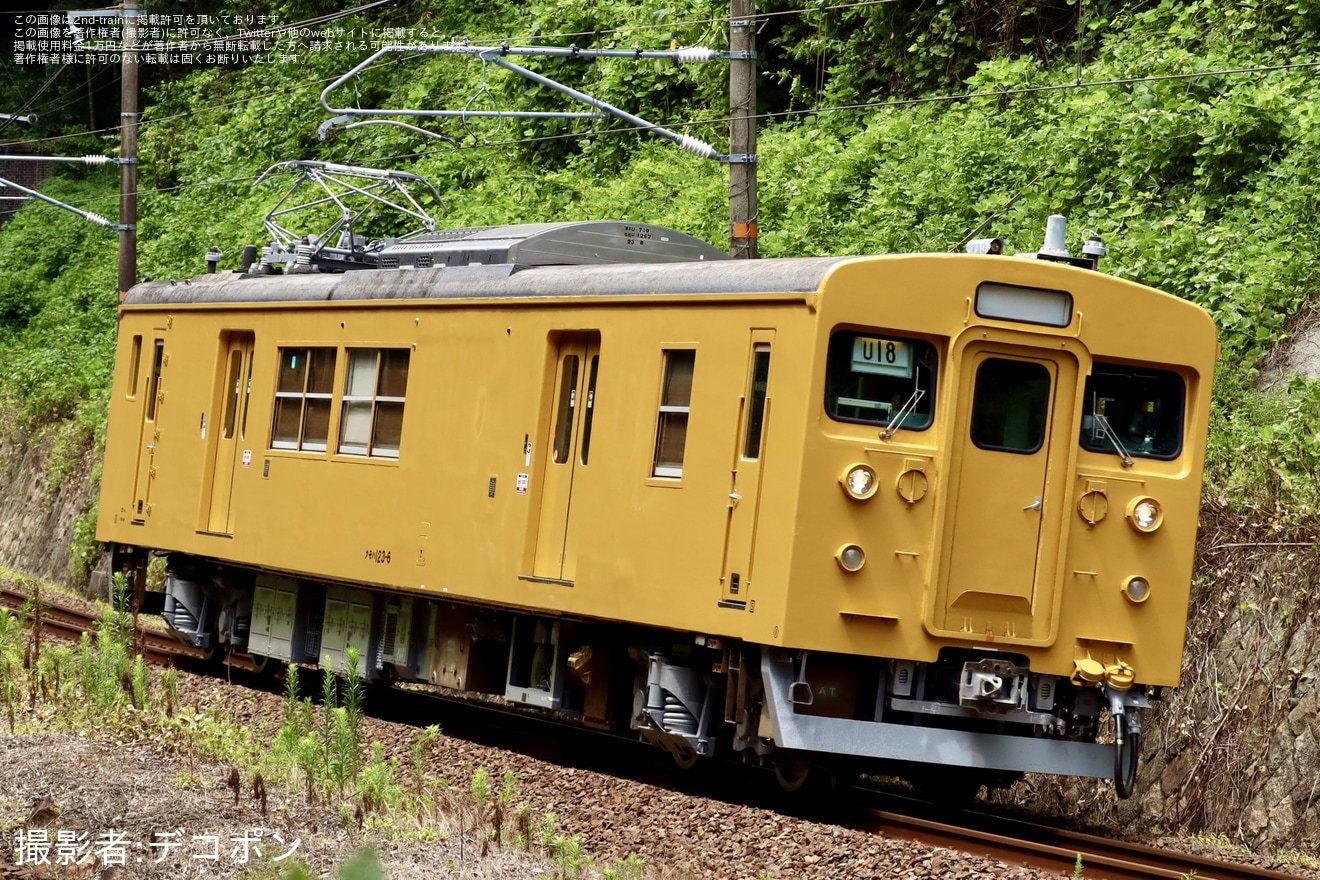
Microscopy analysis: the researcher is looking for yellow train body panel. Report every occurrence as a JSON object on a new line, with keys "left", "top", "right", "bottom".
{"left": 98, "top": 254, "right": 1213, "bottom": 684}
{"left": 96, "top": 230, "right": 1216, "bottom": 790}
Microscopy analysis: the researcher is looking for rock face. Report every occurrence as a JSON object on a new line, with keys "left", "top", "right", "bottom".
{"left": 1131, "top": 505, "right": 1320, "bottom": 851}
{"left": 1261, "top": 306, "right": 1320, "bottom": 384}
{"left": 0, "top": 421, "right": 98, "bottom": 588}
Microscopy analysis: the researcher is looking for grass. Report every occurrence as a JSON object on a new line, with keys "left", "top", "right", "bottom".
{"left": 0, "top": 568, "right": 654, "bottom": 879}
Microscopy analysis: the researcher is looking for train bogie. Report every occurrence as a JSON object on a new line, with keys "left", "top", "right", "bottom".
{"left": 99, "top": 220, "right": 1216, "bottom": 796}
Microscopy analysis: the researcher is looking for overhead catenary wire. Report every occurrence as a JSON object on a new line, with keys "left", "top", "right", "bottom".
{"left": 464, "top": 0, "right": 906, "bottom": 45}
{"left": 0, "top": 63, "right": 69, "bottom": 138}
{"left": 17, "top": 65, "right": 117, "bottom": 121}
{"left": 11, "top": 39, "right": 1320, "bottom": 206}
{"left": 12, "top": 0, "right": 1315, "bottom": 154}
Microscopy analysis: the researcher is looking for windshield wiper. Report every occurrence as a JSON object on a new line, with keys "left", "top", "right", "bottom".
{"left": 881, "top": 380, "right": 926, "bottom": 441}
{"left": 1092, "top": 413, "right": 1134, "bottom": 469}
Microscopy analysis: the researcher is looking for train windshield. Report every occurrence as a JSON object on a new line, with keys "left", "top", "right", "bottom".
{"left": 1080, "top": 363, "right": 1185, "bottom": 460}
{"left": 826, "top": 330, "right": 937, "bottom": 430}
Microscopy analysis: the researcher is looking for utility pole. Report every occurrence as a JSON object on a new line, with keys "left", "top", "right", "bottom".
{"left": 119, "top": 0, "right": 139, "bottom": 298}
{"left": 728, "top": 0, "right": 758, "bottom": 259}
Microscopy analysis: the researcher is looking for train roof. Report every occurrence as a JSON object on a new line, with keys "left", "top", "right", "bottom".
{"left": 375, "top": 221, "right": 729, "bottom": 268}
{"left": 124, "top": 254, "right": 855, "bottom": 306}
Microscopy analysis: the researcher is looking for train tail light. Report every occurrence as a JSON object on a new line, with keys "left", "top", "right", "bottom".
{"left": 835, "top": 544, "right": 866, "bottom": 572}
{"left": 1122, "top": 576, "right": 1151, "bottom": 603}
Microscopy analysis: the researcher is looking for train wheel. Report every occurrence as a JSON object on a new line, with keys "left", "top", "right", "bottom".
{"left": 773, "top": 757, "right": 814, "bottom": 793}
{"left": 672, "top": 745, "right": 700, "bottom": 770}
{"left": 1114, "top": 715, "right": 1139, "bottom": 799}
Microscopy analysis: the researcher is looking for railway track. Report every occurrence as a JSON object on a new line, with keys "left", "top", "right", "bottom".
{"left": 1, "top": 582, "right": 1309, "bottom": 880}
{"left": 0, "top": 584, "right": 205, "bottom": 666}
{"left": 860, "top": 804, "right": 1304, "bottom": 880}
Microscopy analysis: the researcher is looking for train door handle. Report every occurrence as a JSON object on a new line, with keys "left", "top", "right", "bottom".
{"left": 1024, "top": 496, "right": 1042, "bottom": 512}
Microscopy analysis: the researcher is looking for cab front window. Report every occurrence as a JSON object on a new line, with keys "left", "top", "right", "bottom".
{"left": 825, "top": 330, "right": 937, "bottom": 430}
{"left": 1080, "top": 362, "right": 1185, "bottom": 460}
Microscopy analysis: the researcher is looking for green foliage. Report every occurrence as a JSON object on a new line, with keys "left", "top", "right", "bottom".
{"left": 470, "top": 766, "right": 492, "bottom": 805}
{"left": 337, "top": 848, "right": 385, "bottom": 880}
{"left": 8, "top": 0, "right": 1320, "bottom": 526}
{"left": 602, "top": 853, "right": 646, "bottom": 880}
{"left": 358, "top": 743, "right": 404, "bottom": 814}
{"left": 67, "top": 504, "right": 101, "bottom": 586}
{"left": 1205, "top": 367, "right": 1320, "bottom": 515}
{"left": 161, "top": 665, "right": 180, "bottom": 717}
{"left": 131, "top": 654, "right": 150, "bottom": 710}
{"left": 0, "top": 609, "right": 22, "bottom": 732}
{"left": 283, "top": 662, "right": 302, "bottom": 725}
{"left": 761, "top": 0, "right": 1143, "bottom": 105}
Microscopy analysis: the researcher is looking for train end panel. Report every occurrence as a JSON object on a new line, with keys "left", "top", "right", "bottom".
{"left": 757, "top": 248, "right": 1215, "bottom": 794}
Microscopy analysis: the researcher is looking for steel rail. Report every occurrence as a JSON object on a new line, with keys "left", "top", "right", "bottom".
{"left": 0, "top": 586, "right": 205, "bottom": 666}
{"left": 863, "top": 808, "right": 1303, "bottom": 880}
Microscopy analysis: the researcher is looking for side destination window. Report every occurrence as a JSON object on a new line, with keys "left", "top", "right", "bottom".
{"left": 825, "top": 330, "right": 937, "bottom": 430}
{"left": 1080, "top": 362, "right": 1185, "bottom": 460}
{"left": 340, "top": 348, "right": 411, "bottom": 459}
{"left": 652, "top": 349, "right": 696, "bottom": 478}
{"left": 272, "top": 347, "right": 336, "bottom": 452}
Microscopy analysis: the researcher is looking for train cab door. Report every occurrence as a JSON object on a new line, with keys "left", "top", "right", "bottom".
{"left": 931, "top": 342, "right": 1077, "bottom": 642}
{"left": 131, "top": 338, "right": 167, "bottom": 523}
{"left": 720, "top": 332, "right": 773, "bottom": 606}
{"left": 532, "top": 332, "right": 601, "bottom": 582}
{"left": 201, "top": 331, "right": 255, "bottom": 535}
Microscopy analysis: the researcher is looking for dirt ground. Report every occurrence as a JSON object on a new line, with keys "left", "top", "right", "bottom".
{"left": 0, "top": 733, "right": 551, "bottom": 879}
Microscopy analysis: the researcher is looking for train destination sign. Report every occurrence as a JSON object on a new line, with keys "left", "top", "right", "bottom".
{"left": 851, "top": 336, "right": 913, "bottom": 378}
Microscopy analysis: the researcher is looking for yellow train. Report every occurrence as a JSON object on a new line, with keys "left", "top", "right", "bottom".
{"left": 97, "top": 216, "right": 1216, "bottom": 797}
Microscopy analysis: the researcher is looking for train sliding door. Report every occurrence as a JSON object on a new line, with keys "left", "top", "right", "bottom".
{"left": 531, "top": 332, "right": 601, "bottom": 582}
{"left": 131, "top": 338, "right": 166, "bottom": 524}
{"left": 720, "top": 332, "right": 773, "bottom": 607}
{"left": 200, "top": 331, "right": 255, "bottom": 535}
{"left": 930, "top": 342, "right": 1077, "bottom": 643}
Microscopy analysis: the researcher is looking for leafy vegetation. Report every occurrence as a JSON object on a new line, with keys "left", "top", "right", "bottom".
{"left": 0, "top": 571, "right": 634, "bottom": 876}
{"left": 7, "top": 2, "right": 1320, "bottom": 526}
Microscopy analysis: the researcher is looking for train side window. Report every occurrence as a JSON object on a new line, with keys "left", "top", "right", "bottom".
{"left": 1080, "top": 363, "right": 1185, "bottom": 460}
{"left": 552, "top": 355, "right": 580, "bottom": 464}
{"left": 221, "top": 349, "right": 243, "bottom": 440}
{"left": 580, "top": 355, "right": 599, "bottom": 466}
{"left": 969, "top": 358, "right": 1051, "bottom": 454}
{"left": 126, "top": 335, "right": 142, "bottom": 400}
{"left": 272, "top": 347, "right": 336, "bottom": 452}
{"left": 825, "top": 331, "right": 936, "bottom": 429}
{"left": 340, "top": 347, "right": 411, "bottom": 459}
{"left": 743, "top": 344, "right": 771, "bottom": 459}
{"left": 652, "top": 349, "right": 696, "bottom": 478}
{"left": 145, "top": 340, "right": 165, "bottom": 422}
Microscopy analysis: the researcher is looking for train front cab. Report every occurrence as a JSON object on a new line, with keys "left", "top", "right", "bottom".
{"left": 768, "top": 254, "right": 1215, "bottom": 797}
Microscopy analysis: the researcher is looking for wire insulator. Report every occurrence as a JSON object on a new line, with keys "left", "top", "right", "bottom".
{"left": 81, "top": 154, "right": 114, "bottom": 165}
{"left": 674, "top": 47, "right": 718, "bottom": 63}
{"left": 677, "top": 135, "right": 717, "bottom": 159}
{"left": 85, "top": 212, "right": 111, "bottom": 227}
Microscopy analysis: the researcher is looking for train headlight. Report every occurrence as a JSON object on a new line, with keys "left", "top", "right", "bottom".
{"left": 1122, "top": 576, "right": 1151, "bottom": 604}
{"left": 835, "top": 544, "right": 866, "bottom": 572}
{"left": 1125, "top": 497, "right": 1163, "bottom": 533}
{"left": 840, "top": 464, "right": 878, "bottom": 500}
